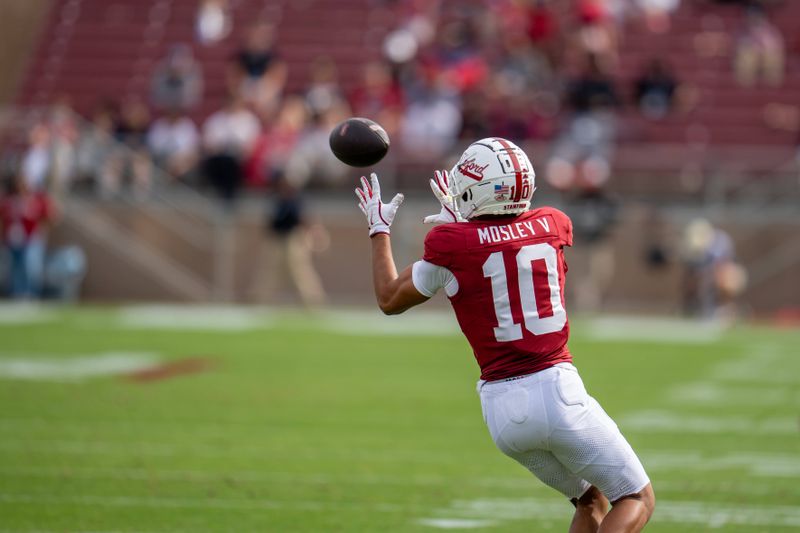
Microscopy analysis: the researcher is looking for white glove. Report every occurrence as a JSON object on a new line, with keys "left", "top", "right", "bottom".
{"left": 355, "top": 173, "right": 404, "bottom": 236}
{"left": 423, "top": 170, "right": 463, "bottom": 224}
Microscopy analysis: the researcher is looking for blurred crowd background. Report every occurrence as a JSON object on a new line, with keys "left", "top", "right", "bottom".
{"left": 0, "top": 0, "right": 797, "bottom": 321}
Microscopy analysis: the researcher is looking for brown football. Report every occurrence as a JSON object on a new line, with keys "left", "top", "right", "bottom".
{"left": 329, "top": 117, "right": 390, "bottom": 167}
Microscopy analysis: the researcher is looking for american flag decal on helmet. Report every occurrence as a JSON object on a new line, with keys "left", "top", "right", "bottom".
{"left": 494, "top": 183, "right": 510, "bottom": 200}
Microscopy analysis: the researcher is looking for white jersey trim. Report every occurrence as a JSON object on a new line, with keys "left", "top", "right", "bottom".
{"left": 412, "top": 260, "right": 459, "bottom": 298}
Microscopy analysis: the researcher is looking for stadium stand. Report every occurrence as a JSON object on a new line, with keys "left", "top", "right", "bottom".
{"left": 2, "top": 0, "right": 798, "bottom": 314}
{"left": 15, "top": 0, "right": 799, "bottom": 183}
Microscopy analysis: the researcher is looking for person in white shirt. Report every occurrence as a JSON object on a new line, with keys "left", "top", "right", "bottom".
{"left": 201, "top": 95, "right": 261, "bottom": 202}
{"left": 147, "top": 111, "right": 200, "bottom": 180}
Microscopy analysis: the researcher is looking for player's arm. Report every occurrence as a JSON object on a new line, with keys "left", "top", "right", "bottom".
{"left": 370, "top": 234, "right": 428, "bottom": 315}
{"left": 355, "top": 173, "right": 429, "bottom": 315}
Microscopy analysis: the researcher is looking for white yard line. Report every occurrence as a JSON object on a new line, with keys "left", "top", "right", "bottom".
{"left": 116, "top": 306, "right": 273, "bottom": 331}
{"left": 2, "top": 492, "right": 800, "bottom": 529}
{"left": 582, "top": 317, "right": 724, "bottom": 344}
{"left": 320, "top": 312, "right": 460, "bottom": 336}
{"left": 620, "top": 410, "right": 797, "bottom": 435}
{"left": 416, "top": 519, "right": 498, "bottom": 529}
{"left": 711, "top": 351, "right": 800, "bottom": 384}
{"left": 0, "top": 352, "right": 160, "bottom": 382}
{"left": 0, "top": 303, "right": 57, "bottom": 325}
{"left": 641, "top": 451, "right": 800, "bottom": 477}
{"left": 421, "top": 497, "right": 800, "bottom": 529}
{"left": 668, "top": 382, "right": 800, "bottom": 407}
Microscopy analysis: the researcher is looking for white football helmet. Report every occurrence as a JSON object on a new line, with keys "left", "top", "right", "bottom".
{"left": 448, "top": 138, "right": 536, "bottom": 219}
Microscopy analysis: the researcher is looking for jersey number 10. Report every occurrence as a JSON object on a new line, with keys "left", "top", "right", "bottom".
{"left": 482, "top": 243, "right": 567, "bottom": 341}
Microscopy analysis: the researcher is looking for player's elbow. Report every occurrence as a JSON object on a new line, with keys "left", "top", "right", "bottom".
{"left": 378, "top": 301, "right": 402, "bottom": 315}
{"left": 377, "top": 296, "right": 405, "bottom": 315}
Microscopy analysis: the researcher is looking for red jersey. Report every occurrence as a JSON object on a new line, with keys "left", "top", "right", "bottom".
{"left": 0, "top": 192, "right": 52, "bottom": 245}
{"left": 423, "top": 207, "right": 573, "bottom": 381}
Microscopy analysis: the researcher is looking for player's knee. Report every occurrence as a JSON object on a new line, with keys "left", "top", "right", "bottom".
{"left": 611, "top": 483, "right": 655, "bottom": 520}
{"left": 574, "top": 485, "right": 609, "bottom": 514}
{"left": 640, "top": 484, "right": 656, "bottom": 518}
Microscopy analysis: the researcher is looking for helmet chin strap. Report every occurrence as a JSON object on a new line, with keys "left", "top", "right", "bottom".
{"left": 462, "top": 194, "right": 492, "bottom": 219}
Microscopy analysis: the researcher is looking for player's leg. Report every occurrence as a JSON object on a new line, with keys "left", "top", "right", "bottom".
{"left": 569, "top": 485, "right": 609, "bottom": 533}
{"left": 546, "top": 364, "right": 652, "bottom": 529}
{"left": 479, "top": 378, "right": 603, "bottom": 531}
{"left": 509, "top": 447, "right": 604, "bottom": 533}
{"left": 597, "top": 483, "right": 655, "bottom": 533}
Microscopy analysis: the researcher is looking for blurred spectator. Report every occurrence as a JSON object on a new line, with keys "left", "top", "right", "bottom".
{"left": 244, "top": 95, "right": 307, "bottom": 188}
{"left": 44, "top": 99, "right": 79, "bottom": 195}
{"left": 202, "top": 95, "right": 261, "bottom": 202}
{"left": 147, "top": 111, "right": 200, "bottom": 181}
{"left": 150, "top": 44, "right": 204, "bottom": 112}
{"left": 527, "top": 0, "right": 559, "bottom": 46}
{"left": 349, "top": 61, "right": 405, "bottom": 138}
{"left": 681, "top": 218, "right": 747, "bottom": 320}
{"left": 494, "top": 31, "right": 554, "bottom": 96}
{"left": 304, "top": 57, "right": 345, "bottom": 118}
{"left": 693, "top": 13, "right": 731, "bottom": 58}
{"left": 574, "top": 0, "right": 619, "bottom": 70}
{"left": 102, "top": 99, "right": 153, "bottom": 198}
{"left": 547, "top": 54, "right": 620, "bottom": 191}
{"left": 43, "top": 245, "right": 86, "bottom": 301}
{"left": 250, "top": 175, "right": 328, "bottom": 308}
{"left": 195, "top": 0, "right": 231, "bottom": 46}
{"left": 734, "top": 7, "right": 785, "bottom": 87}
{"left": 0, "top": 175, "right": 55, "bottom": 299}
{"left": 229, "top": 21, "right": 287, "bottom": 116}
{"left": 399, "top": 65, "right": 462, "bottom": 160}
{"left": 75, "top": 102, "right": 115, "bottom": 191}
{"left": 634, "top": 58, "right": 678, "bottom": 119}
{"left": 435, "top": 18, "right": 489, "bottom": 93}
{"left": 22, "top": 99, "right": 79, "bottom": 194}
{"left": 284, "top": 103, "right": 350, "bottom": 188}
{"left": 525, "top": 0, "right": 562, "bottom": 66}
{"left": 21, "top": 124, "right": 51, "bottom": 192}
{"left": 635, "top": 0, "right": 681, "bottom": 33}
{"left": 381, "top": 1, "right": 439, "bottom": 65}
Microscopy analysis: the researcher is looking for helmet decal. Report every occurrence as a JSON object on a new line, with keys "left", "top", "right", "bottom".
{"left": 457, "top": 157, "right": 490, "bottom": 181}
{"left": 493, "top": 183, "right": 510, "bottom": 201}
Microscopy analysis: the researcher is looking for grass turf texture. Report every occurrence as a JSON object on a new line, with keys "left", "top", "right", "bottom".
{"left": 0, "top": 307, "right": 798, "bottom": 532}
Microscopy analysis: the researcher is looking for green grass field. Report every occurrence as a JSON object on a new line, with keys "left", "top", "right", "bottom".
{"left": 0, "top": 305, "right": 798, "bottom": 532}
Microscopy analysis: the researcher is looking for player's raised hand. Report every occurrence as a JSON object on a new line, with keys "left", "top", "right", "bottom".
{"left": 355, "top": 172, "right": 404, "bottom": 236}
{"left": 423, "top": 170, "right": 463, "bottom": 224}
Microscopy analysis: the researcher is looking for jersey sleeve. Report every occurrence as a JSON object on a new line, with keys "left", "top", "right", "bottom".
{"left": 543, "top": 207, "right": 573, "bottom": 248}
{"left": 412, "top": 260, "right": 459, "bottom": 298}
{"left": 422, "top": 224, "right": 458, "bottom": 268}
{"left": 561, "top": 213, "right": 573, "bottom": 247}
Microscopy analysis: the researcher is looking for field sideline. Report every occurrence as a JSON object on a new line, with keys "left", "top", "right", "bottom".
{"left": 0, "top": 305, "right": 798, "bottom": 532}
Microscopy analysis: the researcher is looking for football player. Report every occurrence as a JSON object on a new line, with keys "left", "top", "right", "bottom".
{"left": 355, "top": 138, "right": 654, "bottom": 532}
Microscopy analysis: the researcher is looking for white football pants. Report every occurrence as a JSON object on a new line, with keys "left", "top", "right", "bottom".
{"left": 478, "top": 362, "right": 650, "bottom": 502}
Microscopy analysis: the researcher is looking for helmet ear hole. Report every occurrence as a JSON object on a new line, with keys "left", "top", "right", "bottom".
{"left": 461, "top": 192, "right": 469, "bottom": 202}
